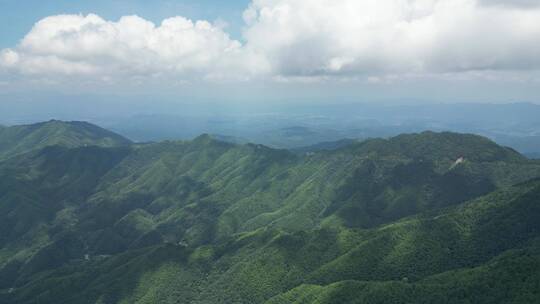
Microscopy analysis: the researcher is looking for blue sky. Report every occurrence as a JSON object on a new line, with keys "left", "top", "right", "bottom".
{"left": 0, "top": 0, "right": 250, "bottom": 48}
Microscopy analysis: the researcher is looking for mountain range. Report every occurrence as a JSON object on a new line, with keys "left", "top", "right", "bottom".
{"left": 0, "top": 120, "right": 539, "bottom": 303}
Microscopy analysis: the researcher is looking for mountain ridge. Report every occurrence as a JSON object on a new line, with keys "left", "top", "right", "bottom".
{"left": 0, "top": 121, "right": 539, "bottom": 303}
{"left": 0, "top": 120, "right": 131, "bottom": 160}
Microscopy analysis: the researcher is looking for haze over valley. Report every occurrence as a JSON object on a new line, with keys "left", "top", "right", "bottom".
{"left": 2, "top": 101, "right": 539, "bottom": 158}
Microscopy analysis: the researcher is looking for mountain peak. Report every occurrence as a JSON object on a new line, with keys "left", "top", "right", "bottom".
{"left": 191, "top": 133, "right": 239, "bottom": 148}
{"left": 193, "top": 133, "right": 213, "bottom": 141}
{"left": 0, "top": 120, "right": 131, "bottom": 160}
{"left": 348, "top": 131, "right": 525, "bottom": 162}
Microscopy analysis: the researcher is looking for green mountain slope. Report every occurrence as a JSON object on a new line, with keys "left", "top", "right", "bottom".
{"left": 0, "top": 122, "right": 539, "bottom": 303}
{"left": 266, "top": 180, "right": 540, "bottom": 303}
{"left": 266, "top": 244, "right": 540, "bottom": 304}
{"left": 3, "top": 178, "right": 539, "bottom": 304}
{"left": 0, "top": 120, "right": 131, "bottom": 160}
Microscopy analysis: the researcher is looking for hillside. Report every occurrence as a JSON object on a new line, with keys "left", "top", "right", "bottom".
{"left": 2, "top": 177, "right": 539, "bottom": 304}
{"left": 266, "top": 178, "right": 540, "bottom": 304}
{"left": 0, "top": 122, "right": 539, "bottom": 303}
{"left": 0, "top": 120, "right": 131, "bottom": 160}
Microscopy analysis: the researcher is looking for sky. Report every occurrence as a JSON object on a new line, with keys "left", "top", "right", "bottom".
{"left": 0, "top": 0, "right": 539, "bottom": 107}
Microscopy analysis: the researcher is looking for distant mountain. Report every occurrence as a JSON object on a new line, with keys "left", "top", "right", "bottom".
{"left": 490, "top": 134, "right": 540, "bottom": 157}
{"left": 66, "top": 102, "right": 540, "bottom": 156}
{"left": 0, "top": 123, "right": 539, "bottom": 303}
{"left": 0, "top": 120, "right": 131, "bottom": 160}
{"left": 527, "top": 153, "right": 540, "bottom": 159}
{"left": 292, "top": 138, "right": 359, "bottom": 154}
{"left": 259, "top": 126, "right": 350, "bottom": 148}
{"left": 210, "top": 134, "right": 250, "bottom": 145}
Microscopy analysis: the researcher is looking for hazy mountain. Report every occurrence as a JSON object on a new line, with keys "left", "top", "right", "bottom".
{"left": 493, "top": 135, "right": 540, "bottom": 156}
{"left": 527, "top": 153, "right": 540, "bottom": 159}
{"left": 62, "top": 103, "right": 539, "bottom": 156}
{"left": 292, "top": 139, "right": 362, "bottom": 154}
{"left": 0, "top": 121, "right": 539, "bottom": 303}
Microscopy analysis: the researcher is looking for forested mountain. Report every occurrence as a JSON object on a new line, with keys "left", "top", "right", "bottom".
{"left": 0, "top": 120, "right": 131, "bottom": 160}
{"left": 0, "top": 121, "right": 539, "bottom": 304}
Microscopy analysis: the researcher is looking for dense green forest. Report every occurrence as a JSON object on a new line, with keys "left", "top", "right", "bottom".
{"left": 0, "top": 120, "right": 539, "bottom": 304}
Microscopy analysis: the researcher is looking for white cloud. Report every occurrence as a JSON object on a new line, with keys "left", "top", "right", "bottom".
{"left": 1, "top": 0, "right": 540, "bottom": 84}
{"left": 0, "top": 14, "right": 257, "bottom": 81}
{"left": 0, "top": 49, "right": 19, "bottom": 67}
{"left": 242, "top": 0, "right": 540, "bottom": 77}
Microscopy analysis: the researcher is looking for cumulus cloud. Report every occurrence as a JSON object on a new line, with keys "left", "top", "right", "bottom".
{"left": 0, "top": 14, "right": 262, "bottom": 81}
{"left": 1, "top": 0, "right": 540, "bottom": 83}
{"left": 243, "top": 0, "right": 540, "bottom": 77}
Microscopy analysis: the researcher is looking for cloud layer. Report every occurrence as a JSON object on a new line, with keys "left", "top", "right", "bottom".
{"left": 2, "top": 0, "right": 540, "bottom": 83}
{"left": 243, "top": 0, "right": 540, "bottom": 77}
